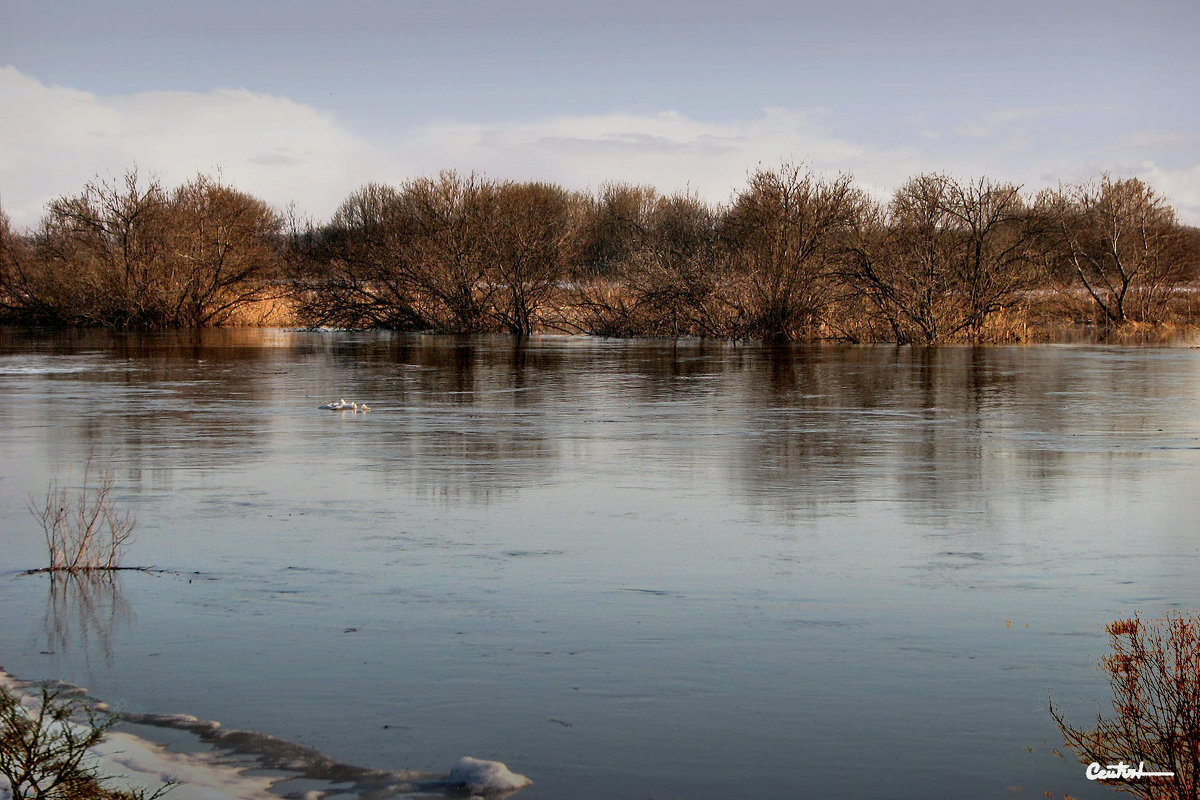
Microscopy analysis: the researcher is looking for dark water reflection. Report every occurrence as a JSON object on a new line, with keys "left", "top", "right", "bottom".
{"left": 1, "top": 328, "right": 1199, "bottom": 800}
{"left": 42, "top": 572, "right": 133, "bottom": 663}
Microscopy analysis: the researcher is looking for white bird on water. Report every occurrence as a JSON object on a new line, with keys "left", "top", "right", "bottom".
{"left": 319, "top": 398, "right": 371, "bottom": 412}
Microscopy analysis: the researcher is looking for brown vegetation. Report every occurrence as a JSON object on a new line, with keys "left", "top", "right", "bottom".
{"left": 29, "top": 458, "right": 135, "bottom": 573}
{"left": 1051, "top": 613, "right": 1200, "bottom": 800}
{"left": 847, "top": 174, "right": 1046, "bottom": 343}
{"left": 1, "top": 682, "right": 173, "bottom": 799}
{"left": 2, "top": 165, "right": 1198, "bottom": 342}
{"left": 1038, "top": 177, "right": 1192, "bottom": 325}
{"left": 1, "top": 170, "right": 284, "bottom": 328}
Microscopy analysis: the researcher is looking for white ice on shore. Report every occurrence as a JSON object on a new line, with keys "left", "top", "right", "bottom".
{"left": 1, "top": 668, "right": 268, "bottom": 800}
{"left": 91, "top": 731, "right": 277, "bottom": 800}
{"left": 2, "top": 667, "right": 533, "bottom": 799}
{"left": 447, "top": 756, "right": 533, "bottom": 795}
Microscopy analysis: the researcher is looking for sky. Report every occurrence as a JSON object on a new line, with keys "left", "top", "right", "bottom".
{"left": 1, "top": 0, "right": 1198, "bottom": 228}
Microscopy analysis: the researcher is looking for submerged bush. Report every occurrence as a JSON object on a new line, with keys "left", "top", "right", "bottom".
{"left": 1050, "top": 612, "right": 1200, "bottom": 800}
{"left": 29, "top": 458, "right": 135, "bottom": 573}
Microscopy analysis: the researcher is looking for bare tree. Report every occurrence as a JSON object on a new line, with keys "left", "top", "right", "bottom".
{"left": 846, "top": 180, "right": 954, "bottom": 343}
{"left": 1039, "top": 176, "right": 1190, "bottom": 324}
{"left": 292, "top": 182, "right": 431, "bottom": 329}
{"left": 18, "top": 169, "right": 282, "bottom": 327}
{"left": 573, "top": 183, "right": 657, "bottom": 278}
{"left": 848, "top": 174, "right": 1043, "bottom": 342}
{"left": 163, "top": 174, "right": 284, "bottom": 326}
{"left": 399, "top": 171, "right": 498, "bottom": 332}
{"left": 483, "top": 181, "right": 577, "bottom": 336}
{"left": 0, "top": 205, "right": 27, "bottom": 318}
{"left": 934, "top": 175, "right": 1043, "bottom": 339}
{"left": 625, "top": 191, "right": 727, "bottom": 337}
{"left": 35, "top": 169, "right": 173, "bottom": 327}
{"left": 722, "top": 163, "right": 866, "bottom": 341}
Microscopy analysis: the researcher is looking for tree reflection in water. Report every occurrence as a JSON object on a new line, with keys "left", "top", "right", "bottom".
{"left": 43, "top": 571, "right": 132, "bottom": 662}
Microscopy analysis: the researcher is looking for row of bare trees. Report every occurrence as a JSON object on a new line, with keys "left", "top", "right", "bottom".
{"left": 571, "top": 167, "right": 1197, "bottom": 342}
{"left": 2, "top": 165, "right": 1196, "bottom": 341}
{"left": 291, "top": 174, "right": 574, "bottom": 335}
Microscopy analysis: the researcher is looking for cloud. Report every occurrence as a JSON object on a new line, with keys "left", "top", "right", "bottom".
{"left": 0, "top": 67, "right": 920, "bottom": 226}
{"left": 1138, "top": 162, "right": 1200, "bottom": 226}
{"left": 389, "top": 108, "right": 921, "bottom": 209}
{"left": 2, "top": 66, "right": 1197, "bottom": 228}
{"left": 0, "top": 66, "right": 369, "bottom": 226}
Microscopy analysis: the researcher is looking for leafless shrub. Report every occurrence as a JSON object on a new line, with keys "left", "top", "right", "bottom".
{"left": 0, "top": 681, "right": 173, "bottom": 799}
{"left": 1050, "top": 613, "right": 1200, "bottom": 799}
{"left": 721, "top": 163, "right": 868, "bottom": 341}
{"left": 29, "top": 459, "right": 135, "bottom": 573}
{"left": 5, "top": 169, "right": 284, "bottom": 328}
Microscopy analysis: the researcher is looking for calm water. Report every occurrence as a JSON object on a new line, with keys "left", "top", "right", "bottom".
{"left": 1, "top": 328, "right": 1199, "bottom": 799}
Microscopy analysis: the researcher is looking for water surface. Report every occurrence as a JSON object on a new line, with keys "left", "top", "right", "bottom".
{"left": 2, "top": 328, "right": 1198, "bottom": 799}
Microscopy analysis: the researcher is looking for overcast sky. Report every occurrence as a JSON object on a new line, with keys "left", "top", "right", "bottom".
{"left": 2, "top": 0, "right": 1198, "bottom": 227}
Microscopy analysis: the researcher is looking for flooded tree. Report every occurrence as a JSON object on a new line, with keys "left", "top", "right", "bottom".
{"left": 722, "top": 163, "right": 866, "bottom": 341}
{"left": 1039, "top": 176, "right": 1192, "bottom": 324}
{"left": 0, "top": 205, "right": 29, "bottom": 319}
{"left": 292, "top": 182, "right": 430, "bottom": 329}
{"left": 163, "top": 174, "right": 285, "bottom": 326}
{"left": 397, "top": 171, "right": 497, "bottom": 332}
{"left": 1050, "top": 613, "right": 1200, "bottom": 800}
{"left": 625, "top": 191, "right": 726, "bottom": 337}
{"left": 297, "top": 173, "right": 496, "bottom": 332}
{"left": 567, "top": 184, "right": 658, "bottom": 336}
{"left": 848, "top": 175, "right": 1043, "bottom": 342}
{"left": 568, "top": 189, "right": 729, "bottom": 337}
{"left": 30, "top": 170, "right": 174, "bottom": 327}
{"left": 483, "top": 180, "right": 578, "bottom": 336}
{"left": 7, "top": 170, "right": 282, "bottom": 328}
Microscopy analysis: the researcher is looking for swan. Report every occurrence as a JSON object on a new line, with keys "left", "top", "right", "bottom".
{"left": 319, "top": 398, "right": 372, "bottom": 411}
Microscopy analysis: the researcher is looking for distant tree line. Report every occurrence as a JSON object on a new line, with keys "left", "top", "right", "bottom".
{"left": 2, "top": 164, "right": 1197, "bottom": 342}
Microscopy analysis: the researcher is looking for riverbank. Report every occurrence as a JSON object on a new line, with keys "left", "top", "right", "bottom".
{"left": 1, "top": 666, "right": 531, "bottom": 800}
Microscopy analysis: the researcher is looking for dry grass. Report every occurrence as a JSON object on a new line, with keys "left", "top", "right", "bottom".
{"left": 220, "top": 294, "right": 301, "bottom": 327}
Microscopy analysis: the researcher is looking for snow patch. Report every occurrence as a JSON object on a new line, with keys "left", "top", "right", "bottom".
{"left": 447, "top": 757, "right": 533, "bottom": 795}
{"left": 2, "top": 668, "right": 533, "bottom": 799}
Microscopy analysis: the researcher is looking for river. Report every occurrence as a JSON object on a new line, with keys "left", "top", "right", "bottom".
{"left": 1, "top": 328, "right": 1198, "bottom": 799}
